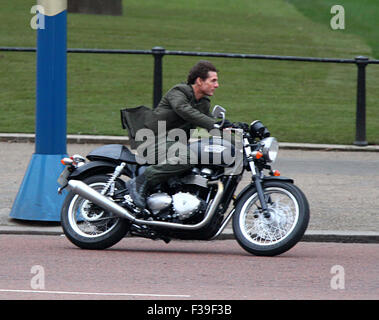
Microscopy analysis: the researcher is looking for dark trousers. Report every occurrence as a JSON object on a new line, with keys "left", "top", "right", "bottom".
{"left": 140, "top": 140, "right": 195, "bottom": 187}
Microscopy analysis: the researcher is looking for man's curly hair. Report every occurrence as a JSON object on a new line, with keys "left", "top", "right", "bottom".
{"left": 187, "top": 60, "right": 218, "bottom": 85}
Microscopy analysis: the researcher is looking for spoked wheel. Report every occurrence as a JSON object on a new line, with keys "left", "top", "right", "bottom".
{"left": 233, "top": 181, "right": 309, "bottom": 256}
{"left": 61, "top": 174, "right": 130, "bottom": 249}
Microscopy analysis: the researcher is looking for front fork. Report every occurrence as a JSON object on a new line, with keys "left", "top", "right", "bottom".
{"left": 252, "top": 174, "right": 271, "bottom": 219}
{"left": 244, "top": 139, "right": 271, "bottom": 219}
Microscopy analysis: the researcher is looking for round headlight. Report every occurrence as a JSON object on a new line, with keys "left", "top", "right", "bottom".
{"left": 261, "top": 137, "right": 279, "bottom": 163}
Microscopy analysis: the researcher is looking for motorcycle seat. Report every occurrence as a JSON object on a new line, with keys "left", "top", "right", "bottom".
{"left": 87, "top": 144, "right": 141, "bottom": 164}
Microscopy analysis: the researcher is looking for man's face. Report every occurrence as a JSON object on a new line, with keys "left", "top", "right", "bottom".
{"left": 198, "top": 71, "right": 219, "bottom": 96}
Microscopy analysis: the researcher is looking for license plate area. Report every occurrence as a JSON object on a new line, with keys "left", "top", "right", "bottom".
{"left": 57, "top": 167, "right": 70, "bottom": 186}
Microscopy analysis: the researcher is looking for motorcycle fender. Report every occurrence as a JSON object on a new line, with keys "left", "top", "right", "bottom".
{"left": 262, "top": 176, "right": 294, "bottom": 184}
{"left": 68, "top": 160, "right": 134, "bottom": 180}
{"left": 234, "top": 176, "right": 294, "bottom": 204}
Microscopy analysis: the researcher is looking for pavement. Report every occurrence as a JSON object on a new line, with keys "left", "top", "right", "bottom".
{"left": 1, "top": 133, "right": 379, "bottom": 243}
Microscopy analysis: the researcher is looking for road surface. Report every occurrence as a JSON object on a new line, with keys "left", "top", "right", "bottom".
{"left": 0, "top": 235, "right": 377, "bottom": 300}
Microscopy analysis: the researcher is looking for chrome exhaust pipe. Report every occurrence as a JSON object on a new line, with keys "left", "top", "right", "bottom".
{"left": 68, "top": 180, "right": 137, "bottom": 222}
{"left": 67, "top": 179, "right": 224, "bottom": 231}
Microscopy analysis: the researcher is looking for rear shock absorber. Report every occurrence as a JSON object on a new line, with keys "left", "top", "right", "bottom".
{"left": 101, "top": 162, "right": 126, "bottom": 196}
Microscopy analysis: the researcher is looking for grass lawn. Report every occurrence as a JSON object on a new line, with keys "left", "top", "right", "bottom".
{"left": 0, "top": 0, "right": 378, "bottom": 144}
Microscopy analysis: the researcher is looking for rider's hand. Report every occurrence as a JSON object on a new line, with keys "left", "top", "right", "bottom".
{"left": 232, "top": 122, "right": 249, "bottom": 131}
{"left": 215, "top": 119, "right": 233, "bottom": 129}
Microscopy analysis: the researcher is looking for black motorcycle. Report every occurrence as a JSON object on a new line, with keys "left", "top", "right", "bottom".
{"left": 58, "top": 106, "right": 309, "bottom": 256}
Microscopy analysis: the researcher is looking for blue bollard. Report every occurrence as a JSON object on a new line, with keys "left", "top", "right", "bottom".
{"left": 10, "top": 1, "right": 68, "bottom": 221}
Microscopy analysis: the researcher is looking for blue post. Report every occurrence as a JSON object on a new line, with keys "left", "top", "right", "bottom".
{"left": 10, "top": 1, "right": 68, "bottom": 221}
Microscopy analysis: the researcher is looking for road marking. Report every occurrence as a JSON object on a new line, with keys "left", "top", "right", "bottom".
{"left": 0, "top": 288, "right": 190, "bottom": 298}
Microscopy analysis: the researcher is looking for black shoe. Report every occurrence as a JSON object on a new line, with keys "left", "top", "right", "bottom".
{"left": 125, "top": 174, "right": 149, "bottom": 209}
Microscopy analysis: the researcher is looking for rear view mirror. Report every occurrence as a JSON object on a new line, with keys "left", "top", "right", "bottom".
{"left": 212, "top": 105, "right": 226, "bottom": 118}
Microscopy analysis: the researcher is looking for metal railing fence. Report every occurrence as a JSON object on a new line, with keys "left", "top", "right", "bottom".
{"left": 1, "top": 45, "right": 379, "bottom": 146}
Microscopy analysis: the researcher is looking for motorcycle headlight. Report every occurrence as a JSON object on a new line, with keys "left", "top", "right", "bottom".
{"left": 261, "top": 137, "right": 279, "bottom": 163}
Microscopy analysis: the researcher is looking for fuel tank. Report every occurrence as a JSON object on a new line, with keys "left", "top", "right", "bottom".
{"left": 188, "top": 137, "right": 236, "bottom": 167}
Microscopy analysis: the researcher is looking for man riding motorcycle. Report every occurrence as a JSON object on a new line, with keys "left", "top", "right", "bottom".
{"left": 126, "top": 60, "right": 232, "bottom": 209}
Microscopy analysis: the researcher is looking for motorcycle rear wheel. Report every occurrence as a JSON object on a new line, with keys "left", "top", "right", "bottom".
{"left": 232, "top": 181, "right": 309, "bottom": 256}
{"left": 61, "top": 174, "right": 130, "bottom": 250}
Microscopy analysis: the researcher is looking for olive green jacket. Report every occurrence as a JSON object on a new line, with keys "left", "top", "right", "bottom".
{"left": 144, "top": 83, "right": 217, "bottom": 138}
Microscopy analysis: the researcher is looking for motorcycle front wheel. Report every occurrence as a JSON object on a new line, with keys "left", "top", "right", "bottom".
{"left": 61, "top": 174, "right": 130, "bottom": 250}
{"left": 232, "top": 181, "right": 309, "bottom": 256}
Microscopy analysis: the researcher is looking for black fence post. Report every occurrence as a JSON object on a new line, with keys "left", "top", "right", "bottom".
{"left": 152, "top": 46, "right": 165, "bottom": 108}
{"left": 354, "top": 56, "right": 369, "bottom": 146}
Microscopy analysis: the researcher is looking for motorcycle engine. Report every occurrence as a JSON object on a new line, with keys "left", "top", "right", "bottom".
{"left": 146, "top": 192, "right": 172, "bottom": 215}
{"left": 146, "top": 192, "right": 202, "bottom": 221}
{"left": 172, "top": 192, "right": 201, "bottom": 220}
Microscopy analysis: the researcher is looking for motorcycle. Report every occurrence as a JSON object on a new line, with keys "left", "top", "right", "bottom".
{"left": 58, "top": 105, "right": 309, "bottom": 256}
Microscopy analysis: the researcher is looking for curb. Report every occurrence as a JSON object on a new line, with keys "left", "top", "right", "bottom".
{"left": 216, "top": 229, "right": 379, "bottom": 243}
{"left": 0, "top": 225, "right": 63, "bottom": 236}
{"left": 1, "top": 133, "right": 379, "bottom": 152}
{"left": 1, "top": 225, "right": 378, "bottom": 243}
{"left": 279, "top": 142, "right": 379, "bottom": 152}
{"left": 300, "top": 230, "right": 379, "bottom": 244}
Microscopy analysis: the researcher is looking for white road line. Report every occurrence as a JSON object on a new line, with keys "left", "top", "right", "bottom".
{"left": 0, "top": 289, "right": 190, "bottom": 298}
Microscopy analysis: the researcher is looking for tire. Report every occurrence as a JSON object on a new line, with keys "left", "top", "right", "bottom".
{"left": 61, "top": 174, "right": 130, "bottom": 250}
{"left": 232, "top": 181, "right": 309, "bottom": 256}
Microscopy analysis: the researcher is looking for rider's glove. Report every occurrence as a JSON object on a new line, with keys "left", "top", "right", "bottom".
{"left": 232, "top": 122, "right": 249, "bottom": 131}
{"left": 214, "top": 119, "right": 233, "bottom": 129}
